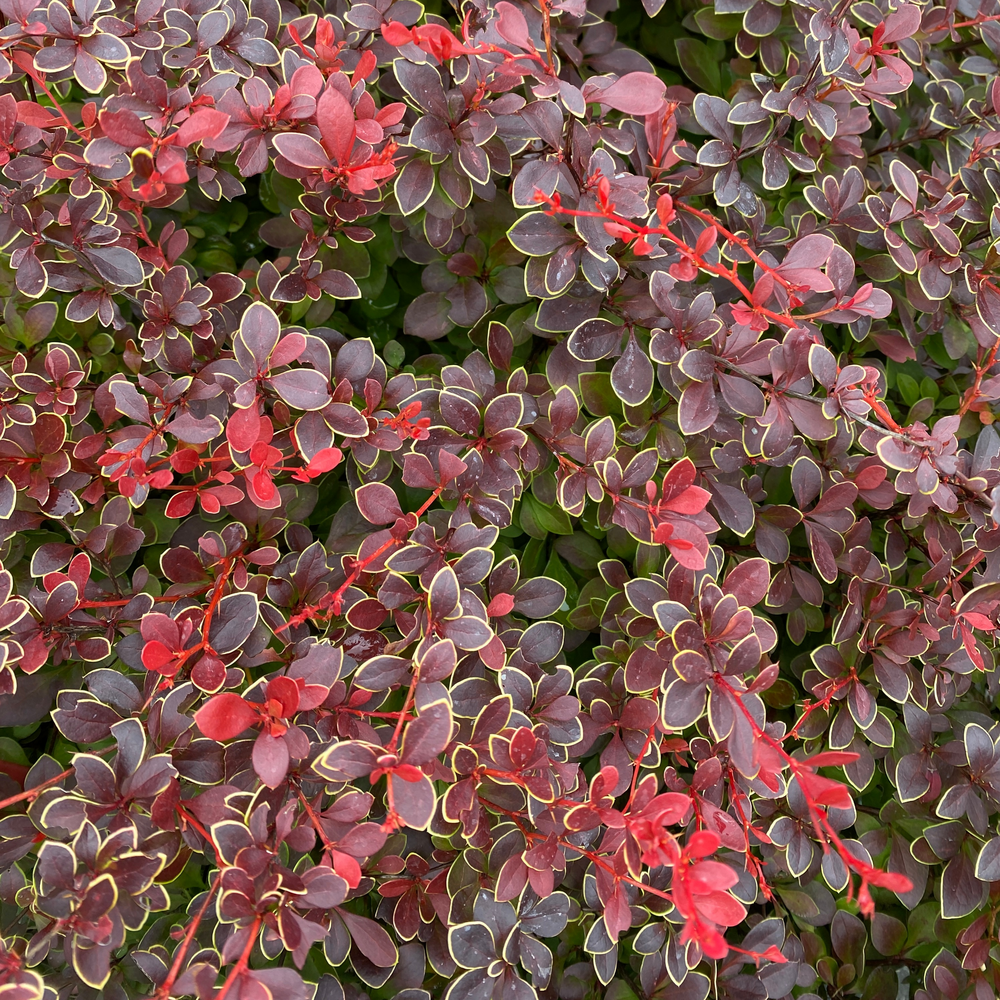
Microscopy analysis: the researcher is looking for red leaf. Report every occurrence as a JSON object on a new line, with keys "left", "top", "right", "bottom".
{"left": 351, "top": 49, "right": 377, "bottom": 86}
{"left": 658, "top": 522, "right": 708, "bottom": 570}
{"left": 381, "top": 21, "right": 415, "bottom": 45}
{"left": 688, "top": 860, "right": 738, "bottom": 893}
{"left": 723, "top": 557, "right": 770, "bottom": 608}
{"left": 227, "top": 405, "right": 261, "bottom": 454}
{"left": 165, "top": 491, "right": 197, "bottom": 519}
{"left": 311, "top": 447, "right": 343, "bottom": 472}
{"left": 962, "top": 612, "right": 995, "bottom": 631}
{"left": 694, "top": 888, "right": 746, "bottom": 927}
{"left": 495, "top": 1, "right": 532, "bottom": 48}
{"left": 101, "top": 109, "right": 152, "bottom": 150}
{"left": 170, "top": 448, "right": 201, "bottom": 474}
{"left": 330, "top": 849, "right": 362, "bottom": 889}
{"left": 141, "top": 639, "right": 175, "bottom": 672}
{"left": 867, "top": 869, "right": 914, "bottom": 892}
{"left": 596, "top": 72, "right": 667, "bottom": 115}
{"left": 694, "top": 226, "right": 718, "bottom": 258}
{"left": 656, "top": 193, "right": 676, "bottom": 224}
{"left": 194, "top": 693, "right": 259, "bottom": 741}
{"left": 661, "top": 457, "right": 697, "bottom": 498}
{"left": 316, "top": 87, "right": 356, "bottom": 166}
{"left": 411, "top": 24, "right": 468, "bottom": 62}
{"left": 854, "top": 464, "right": 887, "bottom": 490}
{"left": 296, "top": 447, "right": 342, "bottom": 481}
{"left": 203, "top": 484, "right": 244, "bottom": 507}
{"left": 253, "top": 730, "right": 290, "bottom": 788}
{"left": 645, "top": 792, "right": 692, "bottom": 824}
{"left": 172, "top": 109, "right": 230, "bottom": 147}
{"left": 17, "top": 101, "right": 62, "bottom": 128}
{"left": 270, "top": 332, "right": 306, "bottom": 368}
{"left": 376, "top": 102, "right": 407, "bottom": 127}
{"left": 780, "top": 233, "right": 834, "bottom": 270}
{"left": 266, "top": 675, "right": 301, "bottom": 717}
{"left": 438, "top": 448, "right": 468, "bottom": 484}
{"left": 199, "top": 492, "right": 221, "bottom": 515}
{"left": 660, "top": 484, "right": 711, "bottom": 515}
{"left": 252, "top": 468, "right": 276, "bottom": 502}
{"left": 805, "top": 751, "right": 860, "bottom": 768}
{"left": 961, "top": 623, "right": 986, "bottom": 670}
{"left": 603, "top": 884, "right": 632, "bottom": 942}
{"left": 392, "top": 763, "right": 425, "bottom": 782}
{"left": 800, "top": 772, "right": 853, "bottom": 810}
{"left": 487, "top": 593, "right": 515, "bottom": 617}
{"left": 685, "top": 830, "right": 721, "bottom": 858}
{"left": 272, "top": 132, "right": 332, "bottom": 169}
{"left": 685, "top": 921, "right": 729, "bottom": 960}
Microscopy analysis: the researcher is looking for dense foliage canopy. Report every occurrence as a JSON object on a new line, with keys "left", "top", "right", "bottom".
{"left": 2, "top": 0, "right": 1000, "bottom": 998}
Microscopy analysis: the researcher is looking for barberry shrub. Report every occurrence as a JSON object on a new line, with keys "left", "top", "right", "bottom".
{"left": 1, "top": 0, "right": 1000, "bottom": 996}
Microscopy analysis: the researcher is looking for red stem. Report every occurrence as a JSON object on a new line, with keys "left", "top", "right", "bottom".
{"left": 283, "top": 486, "right": 444, "bottom": 628}
{"left": 626, "top": 722, "right": 659, "bottom": 809}
{"left": 214, "top": 915, "right": 262, "bottom": 1000}
{"left": 959, "top": 333, "right": 1000, "bottom": 416}
{"left": 0, "top": 768, "right": 73, "bottom": 810}
{"left": 155, "top": 876, "right": 220, "bottom": 1000}
{"left": 296, "top": 788, "right": 333, "bottom": 850}
{"left": 711, "top": 673, "right": 897, "bottom": 893}
{"left": 539, "top": 194, "right": 839, "bottom": 331}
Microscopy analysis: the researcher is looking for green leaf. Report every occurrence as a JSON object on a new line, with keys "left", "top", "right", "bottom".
{"left": 580, "top": 372, "right": 623, "bottom": 416}
{"left": 776, "top": 886, "right": 821, "bottom": 920}
{"left": 920, "top": 376, "right": 941, "bottom": 401}
{"left": 554, "top": 532, "right": 604, "bottom": 571}
{"left": 0, "top": 736, "right": 29, "bottom": 767}
{"left": 691, "top": 7, "right": 742, "bottom": 38}
{"left": 605, "top": 981, "right": 640, "bottom": 1000}
{"left": 862, "top": 966, "right": 900, "bottom": 1000}
{"left": 896, "top": 372, "right": 920, "bottom": 407}
{"left": 520, "top": 494, "right": 573, "bottom": 537}
{"left": 923, "top": 332, "right": 960, "bottom": 369}
{"left": 675, "top": 38, "right": 722, "bottom": 93}
{"left": 543, "top": 551, "right": 578, "bottom": 607}
{"left": 326, "top": 240, "right": 372, "bottom": 281}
